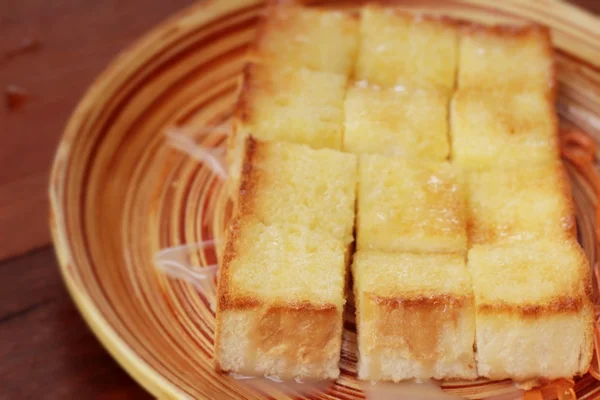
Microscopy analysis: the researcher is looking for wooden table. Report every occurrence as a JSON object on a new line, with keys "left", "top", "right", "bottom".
{"left": 1, "top": 1, "right": 599, "bottom": 398}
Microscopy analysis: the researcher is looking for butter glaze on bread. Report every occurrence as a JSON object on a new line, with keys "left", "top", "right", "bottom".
{"left": 251, "top": 4, "right": 359, "bottom": 76}
{"left": 467, "top": 162, "right": 576, "bottom": 245}
{"left": 357, "top": 154, "right": 467, "bottom": 253}
{"left": 353, "top": 251, "right": 476, "bottom": 381}
{"left": 468, "top": 240, "right": 594, "bottom": 381}
{"left": 343, "top": 82, "right": 450, "bottom": 160}
{"left": 216, "top": 138, "right": 357, "bottom": 379}
{"left": 451, "top": 88, "right": 559, "bottom": 170}
{"left": 356, "top": 4, "right": 458, "bottom": 89}
{"left": 227, "top": 63, "right": 346, "bottom": 204}
{"left": 458, "top": 24, "right": 554, "bottom": 90}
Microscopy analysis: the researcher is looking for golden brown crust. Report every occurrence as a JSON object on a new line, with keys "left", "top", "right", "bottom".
{"left": 369, "top": 293, "right": 468, "bottom": 309}
{"left": 219, "top": 137, "right": 261, "bottom": 312}
{"left": 557, "top": 162, "right": 578, "bottom": 237}
{"left": 364, "top": 3, "right": 462, "bottom": 28}
{"left": 233, "top": 63, "right": 256, "bottom": 125}
{"left": 459, "top": 21, "right": 551, "bottom": 39}
{"left": 477, "top": 295, "right": 584, "bottom": 318}
{"left": 233, "top": 63, "right": 274, "bottom": 127}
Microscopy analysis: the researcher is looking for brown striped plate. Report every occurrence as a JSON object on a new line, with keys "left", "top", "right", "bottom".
{"left": 49, "top": 0, "right": 600, "bottom": 398}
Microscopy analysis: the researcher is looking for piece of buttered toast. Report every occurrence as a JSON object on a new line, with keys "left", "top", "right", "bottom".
{"left": 467, "top": 162, "right": 576, "bottom": 245}
{"left": 227, "top": 63, "right": 347, "bottom": 204}
{"left": 353, "top": 251, "right": 477, "bottom": 381}
{"left": 458, "top": 24, "right": 554, "bottom": 91}
{"left": 356, "top": 4, "right": 458, "bottom": 89}
{"left": 250, "top": 3, "right": 359, "bottom": 76}
{"left": 451, "top": 87, "right": 559, "bottom": 170}
{"left": 357, "top": 154, "right": 467, "bottom": 254}
{"left": 216, "top": 138, "right": 357, "bottom": 380}
{"left": 343, "top": 82, "right": 451, "bottom": 160}
{"left": 468, "top": 240, "right": 594, "bottom": 381}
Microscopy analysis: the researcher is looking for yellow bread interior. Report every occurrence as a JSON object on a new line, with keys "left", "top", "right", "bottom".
{"left": 356, "top": 4, "right": 458, "bottom": 89}
{"left": 252, "top": 4, "right": 358, "bottom": 76}
{"left": 343, "top": 82, "right": 450, "bottom": 160}
{"left": 357, "top": 154, "right": 467, "bottom": 253}
{"left": 227, "top": 63, "right": 347, "bottom": 203}
{"left": 353, "top": 251, "right": 476, "bottom": 381}
{"left": 458, "top": 24, "right": 554, "bottom": 90}
{"left": 451, "top": 88, "right": 559, "bottom": 170}
{"left": 468, "top": 240, "right": 594, "bottom": 381}
{"left": 467, "top": 162, "right": 576, "bottom": 245}
{"left": 216, "top": 139, "right": 357, "bottom": 379}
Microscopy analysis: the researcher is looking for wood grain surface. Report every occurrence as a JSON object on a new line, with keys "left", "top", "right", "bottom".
{"left": 0, "top": 0, "right": 194, "bottom": 261}
{"left": 1, "top": 1, "right": 599, "bottom": 399}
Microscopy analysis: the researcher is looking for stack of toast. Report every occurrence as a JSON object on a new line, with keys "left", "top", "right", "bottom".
{"left": 215, "top": 1, "right": 594, "bottom": 385}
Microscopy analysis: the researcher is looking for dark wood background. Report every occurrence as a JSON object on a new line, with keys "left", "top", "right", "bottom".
{"left": 1, "top": 1, "right": 598, "bottom": 398}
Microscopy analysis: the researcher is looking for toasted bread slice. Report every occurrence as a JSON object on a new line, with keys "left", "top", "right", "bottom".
{"left": 458, "top": 24, "right": 553, "bottom": 90}
{"left": 468, "top": 240, "right": 594, "bottom": 381}
{"left": 353, "top": 251, "right": 477, "bottom": 381}
{"left": 234, "top": 138, "right": 356, "bottom": 247}
{"left": 467, "top": 162, "right": 576, "bottom": 245}
{"left": 355, "top": 4, "right": 458, "bottom": 89}
{"left": 357, "top": 154, "right": 467, "bottom": 253}
{"left": 251, "top": 4, "right": 358, "bottom": 75}
{"left": 451, "top": 88, "right": 559, "bottom": 170}
{"left": 227, "top": 63, "right": 347, "bottom": 202}
{"left": 343, "top": 82, "right": 450, "bottom": 160}
{"left": 216, "top": 139, "right": 357, "bottom": 379}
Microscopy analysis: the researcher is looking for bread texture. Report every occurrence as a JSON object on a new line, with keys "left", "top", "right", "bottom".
{"left": 343, "top": 82, "right": 450, "bottom": 160}
{"left": 355, "top": 4, "right": 458, "bottom": 89}
{"left": 357, "top": 154, "right": 467, "bottom": 253}
{"left": 216, "top": 138, "right": 357, "bottom": 379}
{"left": 458, "top": 24, "right": 554, "bottom": 90}
{"left": 467, "top": 162, "right": 576, "bottom": 245}
{"left": 227, "top": 63, "right": 347, "bottom": 203}
{"left": 251, "top": 4, "right": 359, "bottom": 76}
{"left": 451, "top": 88, "right": 559, "bottom": 170}
{"left": 353, "top": 251, "right": 477, "bottom": 381}
{"left": 468, "top": 240, "right": 594, "bottom": 381}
